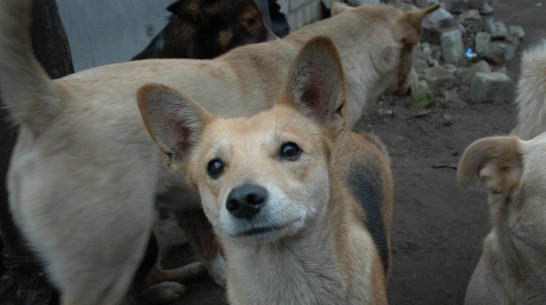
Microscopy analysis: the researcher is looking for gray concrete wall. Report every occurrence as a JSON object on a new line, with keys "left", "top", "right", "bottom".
{"left": 56, "top": 0, "right": 173, "bottom": 71}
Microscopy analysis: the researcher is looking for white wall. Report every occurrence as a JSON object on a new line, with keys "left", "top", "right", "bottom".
{"left": 56, "top": 0, "right": 173, "bottom": 71}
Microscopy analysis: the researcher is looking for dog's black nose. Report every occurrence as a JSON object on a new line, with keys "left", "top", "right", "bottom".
{"left": 226, "top": 184, "right": 267, "bottom": 220}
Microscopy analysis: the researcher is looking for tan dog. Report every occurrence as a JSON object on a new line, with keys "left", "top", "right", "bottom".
{"left": 458, "top": 134, "right": 546, "bottom": 305}
{"left": 0, "top": 0, "right": 435, "bottom": 303}
{"left": 138, "top": 36, "right": 393, "bottom": 305}
{"left": 510, "top": 41, "right": 546, "bottom": 140}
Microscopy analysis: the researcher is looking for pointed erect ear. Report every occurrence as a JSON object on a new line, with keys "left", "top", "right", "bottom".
{"left": 278, "top": 36, "right": 346, "bottom": 134}
{"left": 137, "top": 83, "right": 214, "bottom": 171}
{"left": 167, "top": 0, "right": 202, "bottom": 22}
{"left": 457, "top": 136, "right": 523, "bottom": 197}
{"left": 395, "top": 4, "right": 439, "bottom": 46}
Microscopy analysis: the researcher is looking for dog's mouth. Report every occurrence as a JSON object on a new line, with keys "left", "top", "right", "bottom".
{"left": 236, "top": 224, "right": 284, "bottom": 237}
{"left": 230, "top": 217, "right": 304, "bottom": 241}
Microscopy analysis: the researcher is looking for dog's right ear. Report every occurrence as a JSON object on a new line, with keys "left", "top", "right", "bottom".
{"left": 457, "top": 136, "right": 523, "bottom": 197}
{"left": 137, "top": 83, "right": 215, "bottom": 171}
{"left": 278, "top": 36, "right": 346, "bottom": 135}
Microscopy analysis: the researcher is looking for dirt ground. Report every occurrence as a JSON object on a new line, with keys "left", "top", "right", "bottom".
{"left": 1, "top": 0, "right": 544, "bottom": 304}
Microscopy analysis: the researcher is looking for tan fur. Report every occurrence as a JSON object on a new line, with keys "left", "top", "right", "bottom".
{"left": 458, "top": 134, "right": 546, "bottom": 305}
{"left": 332, "top": 131, "right": 394, "bottom": 278}
{"left": 0, "top": 0, "right": 435, "bottom": 304}
{"left": 139, "top": 36, "right": 392, "bottom": 305}
{"left": 510, "top": 41, "right": 546, "bottom": 140}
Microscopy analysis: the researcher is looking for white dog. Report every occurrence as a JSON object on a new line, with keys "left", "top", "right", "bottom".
{"left": 510, "top": 41, "right": 546, "bottom": 140}
{"left": 458, "top": 133, "right": 546, "bottom": 305}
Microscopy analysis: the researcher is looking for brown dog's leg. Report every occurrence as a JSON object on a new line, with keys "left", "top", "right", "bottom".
{"left": 132, "top": 231, "right": 207, "bottom": 305}
{"left": 174, "top": 208, "right": 225, "bottom": 286}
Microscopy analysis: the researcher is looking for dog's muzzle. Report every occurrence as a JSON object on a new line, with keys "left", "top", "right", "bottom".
{"left": 226, "top": 184, "right": 268, "bottom": 220}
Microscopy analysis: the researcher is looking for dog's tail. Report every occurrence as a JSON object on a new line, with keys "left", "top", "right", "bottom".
{"left": 0, "top": 0, "right": 61, "bottom": 132}
{"left": 511, "top": 41, "right": 546, "bottom": 140}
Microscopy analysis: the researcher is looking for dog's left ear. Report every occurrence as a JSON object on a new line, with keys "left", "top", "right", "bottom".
{"left": 167, "top": 0, "right": 202, "bottom": 23}
{"left": 137, "top": 83, "right": 215, "bottom": 171}
{"left": 395, "top": 4, "right": 439, "bottom": 47}
{"left": 278, "top": 36, "right": 346, "bottom": 135}
{"left": 458, "top": 136, "right": 523, "bottom": 197}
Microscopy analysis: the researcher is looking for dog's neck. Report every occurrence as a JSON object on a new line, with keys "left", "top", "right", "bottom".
{"left": 221, "top": 178, "right": 355, "bottom": 305}
{"left": 489, "top": 194, "right": 546, "bottom": 294}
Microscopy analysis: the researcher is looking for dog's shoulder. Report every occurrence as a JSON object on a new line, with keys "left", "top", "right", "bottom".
{"left": 331, "top": 131, "right": 393, "bottom": 273}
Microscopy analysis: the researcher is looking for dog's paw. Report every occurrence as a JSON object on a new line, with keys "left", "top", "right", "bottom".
{"left": 205, "top": 256, "right": 227, "bottom": 287}
{"left": 139, "top": 282, "right": 186, "bottom": 305}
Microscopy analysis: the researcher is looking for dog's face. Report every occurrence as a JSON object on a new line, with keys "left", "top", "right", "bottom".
{"left": 138, "top": 36, "right": 346, "bottom": 244}
{"left": 183, "top": 105, "right": 332, "bottom": 244}
{"left": 458, "top": 132, "right": 546, "bottom": 242}
{"left": 167, "top": 0, "right": 274, "bottom": 58}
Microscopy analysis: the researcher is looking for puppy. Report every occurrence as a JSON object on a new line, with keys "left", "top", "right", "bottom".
{"left": 138, "top": 36, "right": 392, "bottom": 305}
{"left": 458, "top": 134, "right": 546, "bottom": 305}
{"left": 510, "top": 41, "right": 546, "bottom": 140}
{"left": 0, "top": 0, "right": 436, "bottom": 303}
{"left": 132, "top": 0, "right": 277, "bottom": 60}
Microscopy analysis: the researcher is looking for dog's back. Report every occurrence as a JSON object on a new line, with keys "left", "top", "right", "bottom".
{"left": 132, "top": 0, "right": 275, "bottom": 60}
{"left": 332, "top": 131, "right": 393, "bottom": 277}
{"left": 511, "top": 41, "right": 546, "bottom": 140}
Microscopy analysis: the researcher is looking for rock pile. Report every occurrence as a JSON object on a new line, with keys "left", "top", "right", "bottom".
{"left": 356, "top": 0, "right": 524, "bottom": 107}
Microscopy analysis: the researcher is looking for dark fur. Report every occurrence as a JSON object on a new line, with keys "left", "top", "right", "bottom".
{"left": 332, "top": 132, "right": 393, "bottom": 275}
{"left": 132, "top": 0, "right": 270, "bottom": 60}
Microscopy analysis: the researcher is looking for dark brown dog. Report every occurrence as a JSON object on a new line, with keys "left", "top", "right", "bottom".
{"left": 132, "top": 0, "right": 277, "bottom": 60}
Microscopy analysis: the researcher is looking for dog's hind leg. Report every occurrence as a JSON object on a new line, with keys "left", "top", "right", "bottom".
{"left": 7, "top": 139, "right": 158, "bottom": 305}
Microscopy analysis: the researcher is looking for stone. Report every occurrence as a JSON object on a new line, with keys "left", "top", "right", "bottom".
{"left": 445, "top": 64, "right": 458, "bottom": 74}
{"left": 485, "top": 18, "right": 508, "bottom": 39}
{"left": 415, "top": 0, "right": 438, "bottom": 8}
{"left": 421, "top": 8, "right": 455, "bottom": 43}
{"left": 484, "top": 42, "right": 517, "bottom": 65}
{"left": 441, "top": 28, "right": 464, "bottom": 64}
{"left": 411, "top": 80, "right": 435, "bottom": 108}
{"left": 449, "top": 0, "right": 468, "bottom": 13}
{"left": 474, "top": 31, "right": 491, "bottom": 57}
{"left": 509, "top": 25, "right": 526, "bottom": 41}
{"left": 480, "top": 2, "right": 494, "bottom": 14}
{"left": 414, "top": 58, "right": 429, "bottom": 73}
{"left": 457, "top": 9, "right": 481, "bottom": 21}
{"left": 470, "top": 72, "right": 514, "bottom": 103}
{"left": 442, "top": 113, "right": 454, "bottom": 126}
{"left": 462, "top": 60, "right": 491, "bottom": 84}
{"left": 421, "top": 66, "right": 456, "bottom": 88}
{"left": 469, "top": 0, "right": 486, "bottom": 10}
{"left": 347, "top": 0, "right": 380, "bottom": 5}
{"left": 419, "top": 42, "right": 440, "bottom": 66}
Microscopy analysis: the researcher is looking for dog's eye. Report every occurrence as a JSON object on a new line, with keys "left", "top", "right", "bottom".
{"left": 280, "top": 142, "right": 301, "bottom": 160}
{"left": 207, "top": 158, "right": 224, "bottom": 178}
{"left": 243, "top": 17, "right": 257, "bottom": 27}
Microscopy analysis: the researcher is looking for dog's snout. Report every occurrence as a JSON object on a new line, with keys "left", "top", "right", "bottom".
{"left": 226, "top": 184, "right": 267, "bottom": 220}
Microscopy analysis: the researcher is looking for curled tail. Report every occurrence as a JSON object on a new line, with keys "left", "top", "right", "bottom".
{"left": 0, "top": 0, "right": 61, "bottom": 132}
{"left": 511, "top": 41, "right": 546, "bottom": 140}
